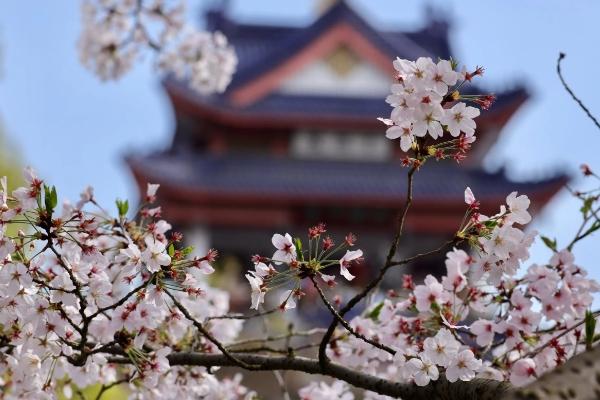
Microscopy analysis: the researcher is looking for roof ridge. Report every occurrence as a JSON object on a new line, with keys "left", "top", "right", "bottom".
{"left": 226, "top": 0, "right": 433, "bottom": 93}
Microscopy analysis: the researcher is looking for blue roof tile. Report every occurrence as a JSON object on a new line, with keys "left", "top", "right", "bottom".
{"left": 128, "top": 153, "right": 566, "bottom": 202}
{"left": 206, "top": 1, "right": 445, "bottom": 90}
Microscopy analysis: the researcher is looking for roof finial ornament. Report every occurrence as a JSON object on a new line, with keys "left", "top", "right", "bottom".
{"left": 315, "top": 0, "right": 343, "bottom": 15}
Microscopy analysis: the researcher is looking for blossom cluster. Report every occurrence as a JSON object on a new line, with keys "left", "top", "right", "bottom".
{"left": 0, "top": 169, "right": 253, "bottom": 399}
{"left": 309, "top": 188, "right": 599, "bottom": 395}
{"left": 380, "top": 57, "right": 495, "bottom": 164}
{"left": 4, "top": 41, "right": 600, "bottom": 397}
{"left": 245, "top": 224, "right": 362, "bottom": 311}
{"left": 78, "top": 0, "right": 237, "bottom": 94}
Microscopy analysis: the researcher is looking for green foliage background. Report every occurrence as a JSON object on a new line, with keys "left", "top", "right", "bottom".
{"left": 0, "top": 120, "right": 24, "bottom": 236}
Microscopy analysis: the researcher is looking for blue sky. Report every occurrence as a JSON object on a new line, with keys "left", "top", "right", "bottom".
{"left": 0, "top": 1, "right": 599, "bottom": 279}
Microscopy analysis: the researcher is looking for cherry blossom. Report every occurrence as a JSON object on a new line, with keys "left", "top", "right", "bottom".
{"left": 422, "top": 328, "right": 460, "bottom": 367}
{"left": 0, "top": 176, "right": 8, "bottom": 210}
{"left": 1, "top": 51, "right": 599, "bottom": 399}
{"left": 245, "top": 273, "right": 265, "bottom": 310}
{"left": 427, "top": 59, "right": 459, "bottom": 95}
{"left": 279, "top": 289, "right": 297, "bottom": 311}
{"left": 299, "top": 380, "right": 354, "bottom": 400}
{"left": 381, "top": 57, "right": 491, "bottom": 160}
{"left": 339, "top": 249, "right": 363, "bottom": 281}
{"left": 510, "top": 358, "right": 537, "bottom": 386}
{"left": 464, "top": 187, "right": 476, "bottom": 207}
{"left": 79, "top": 0, "right": 236, "bottom": 94}
{"left": 414, "top": 275, "right": 447, "bottom": 313}
{"left": 470, "top": 319, "right": 495, "bottom": 347}
{"left": 441, "top": 102, "right": 480, "bottom": 137}
{"left": 506, "top": 191, "right": 532, "bottom": 224}
{"left": 385, "top": 121, "right": 414, "bottom": 152}
{"left": 406, "top": 357, "right": 439, "bottom": 386}
{"left": 159, "top": 30, "right": 237, "bottom": 94}
{"left": 271, "top": 233, "right": 296, "bottom": 264}
{"left": 141, "top": 236, "right": 171, "bottom": 272}
{"left": 245, "top": 225, "right": 363, "bottom": 310}
{"left": 445, "top": 349, "right": 482, "bottom": 382}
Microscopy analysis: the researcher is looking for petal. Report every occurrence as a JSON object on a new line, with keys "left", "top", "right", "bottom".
{"left": 271, "top": 233, "right": 286, "bottom": 249}
{"left": 340, "top": 265, "right": 355, "bottom": 281}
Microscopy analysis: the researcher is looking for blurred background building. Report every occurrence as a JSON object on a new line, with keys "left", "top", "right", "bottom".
{"left": 126, "top": 0, "right": 566, "bottom": 298}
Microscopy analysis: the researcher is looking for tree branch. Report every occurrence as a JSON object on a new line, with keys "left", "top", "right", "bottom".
{"left": 309, "top": 275, "right": 395, "bottom": 355}
{"left": 106, "top": 351, "right": 511, "bottom": 400}
{"left": 505, "top": 344, "right": 600, "bottom": 400}
{"left": 557, "top": 52, "right": 600, "bottom": 131}
{"left": 164, "top": 289, "right": 262, "bottom": 370}
{"left": 319, "top": 166, "right": 417, "bottom": 367}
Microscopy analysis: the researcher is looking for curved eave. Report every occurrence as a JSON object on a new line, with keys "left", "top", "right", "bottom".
{"left": 165, "top": 79, "right": 530, "bottom": 133}
{"left": 126, "top": 156, "right": 567, "bottom": 234}
{"left": 165, "top": 80, "right": 383, "bottom": 130}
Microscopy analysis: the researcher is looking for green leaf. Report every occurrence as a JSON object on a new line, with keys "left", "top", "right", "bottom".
{"left": 36, "top": 190, "right": 43, "bottom": 210}
{"left": 294, "top": 237, "right": 303, "bottom": 261}
{"left": 585, "top": 310, "right": 597, "bottom": 350}
{"left": 581, "top": 197, "right": 595, "bottom": 218}
{"left": 116, "top": 199, "right": 129, "bottom": 218}
{"left": 540, "top": 236, "right": 557, "bottom": 251}
{"left": 483, "top": 220, "right": 498, "bottom": 229}
{"left": 167, "top": 243, "right": 175, "bottom": 257}
{"left": 449, "top": 57, "right": 459, "bottom": 70}
{"left": 44, "top": 184, "right": 57, "bottom": 213}
{"left": 367, "top": 302, "right": 384, "bottom": 320}
{"left": 181, "top": 246, "right": 194, "bottom": 257}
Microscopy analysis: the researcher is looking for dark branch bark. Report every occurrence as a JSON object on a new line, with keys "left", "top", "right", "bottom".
{"left": 164, "top": 289, "right": 263, "bottom": 370}
{"left": 310, "top": 275, "right": 395, "bottom": 355}
{"left": 505, "top": 344, "right": 600, "bottom": 400}
{"left": 107, "top": 351, "right": 512, "bottom": 399}
{"left": 319, "top": 166, "right": 417, "bottom": 367}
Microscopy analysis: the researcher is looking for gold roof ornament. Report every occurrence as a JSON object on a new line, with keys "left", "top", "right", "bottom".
{"left": 315, "top": 0, "right": 342, "bottom": 14}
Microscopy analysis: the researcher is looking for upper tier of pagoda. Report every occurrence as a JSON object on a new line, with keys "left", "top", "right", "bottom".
{"left": 127, "top": 1, "right": 567, "bottom": 234}
{"left": 163, "top": 1, "right": 528, "bottom": 163}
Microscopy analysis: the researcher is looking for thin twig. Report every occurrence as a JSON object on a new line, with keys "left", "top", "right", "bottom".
{"left": 557, "top": 52, "right": 600, "bottom": 131}
{"left": 524, "top": 310, "right": 600, "bottom": 359}
{"left": 164, "top": 289, "right": 262, "bottom": 370}
{"left": 206, "top": 308, "right": 278, "bottom": 321}
{"left": 310, "top": 275, "right": 395, "bottom": 355}
{"left": 226, "top": 329, "right": 326, "bottom": 349}
{"left": 95, "top": 377, "right": 130, "bottom": 400}
{"left": 319, "top": 166, "right": 417, "bottom": 367}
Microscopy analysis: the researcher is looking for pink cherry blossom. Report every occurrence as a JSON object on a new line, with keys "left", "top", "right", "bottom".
{"left": 510, "top": 358, "right": 537, "bottom": 386}
{"left": 339, "top": 249, "right": 363, "bottom": 281}
{"left": 271, "top": 233, "right": 296, "bottom": 264}
{"left": 245, "top": 274, "right": 265, "bottom": 310}
{"left": 506, "top": 192, "right": 531, "bottom": 224}
{"left": 141, "top": 236, "right": 171, "bottom": 272}
{"left": 414, "top": 275, "right": 447, "bottom": 313}
{"left": 406, "top": 357, "right": 439, "bottom": 386}
{"left": 464, "top": 187, "right": 476, "bottom": 206}
{"left": 279, "top": 289, "right": 297, "bottom": 311}
{"left": 470, "top": 319, "right": 495, "bottom": 347}
{"left": 442, "top": 102, "right": 480, "bottom": 137}
{"left": 422, "top": 328, "right": 459, "bottom": 367}
{"left": 445, "top": 349, "right": 482, "bottom": 382}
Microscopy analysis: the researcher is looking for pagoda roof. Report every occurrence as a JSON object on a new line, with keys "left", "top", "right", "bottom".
{"left": 166, "top": 1, "right": 529, "bottom": 135}
{"left": 127, "top": 153, "right": 567, "bottom": 232}
{"left": 208, "top": 1, "right": 444, "bottom": 91}
{"left": 166, "top": 78, "right": 527, "bottom": 131}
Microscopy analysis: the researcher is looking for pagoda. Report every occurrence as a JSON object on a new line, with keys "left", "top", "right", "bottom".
{"left": 126, "top": 1, "right": 567, "bottom": 283}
